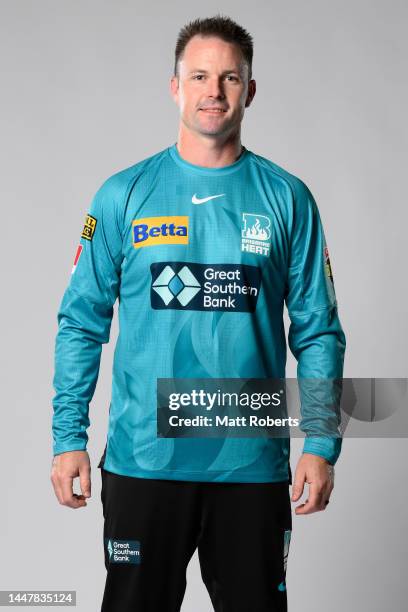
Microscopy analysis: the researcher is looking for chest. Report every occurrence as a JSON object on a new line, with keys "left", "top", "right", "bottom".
{"left": 118, "top": 179, "right": 289, "bottom": 312}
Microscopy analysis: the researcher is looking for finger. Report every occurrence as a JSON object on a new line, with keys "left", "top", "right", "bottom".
{"left": 308, "top": 481, "right": 324, "bottom": 508}
{"left": 296, "top": 483, "right": 324, "bottom": 514}
{"left": 50, "top": 473, "right": 64, "bottom": 505}
{"left": 79, "top": 465, "right": 91, "bottom": 498}
{"left": 317, "top": 478, "right": 333, "bottom": 507}
{"left": 291, "top": 472, "right": 306, "bottom": 501}
{"left": 295, "top": 498, "right": 321, "bottom": 515}
{"left": 294, "top": 500, "right": 307, "bottom": 514}
{"left": 60, "top": 475, "right": 87, "bottom": 509}
{"left": 321, "top": 486, "right": 333, "bottom": 511}
{"left": 50, "top": 458, "right": 64, "bottom": 504}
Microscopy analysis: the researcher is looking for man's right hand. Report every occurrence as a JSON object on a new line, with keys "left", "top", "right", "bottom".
{"left": 50, "top": 450, "right": 91, "bottom": 509}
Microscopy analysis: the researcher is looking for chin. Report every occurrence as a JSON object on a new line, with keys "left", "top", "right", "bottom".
{"left": 198, "top": 128, "right": 226, "bottom": 137}
{"left": 197, "top": 121, "right": 229, "bottom": 136}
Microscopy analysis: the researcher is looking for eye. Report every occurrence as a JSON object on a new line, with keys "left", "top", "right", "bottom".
{"left": 226, "top": 75, "right": 238, "bottom": 81}
{"left": 193, "top": 74, "right": 205, "bottom": 80}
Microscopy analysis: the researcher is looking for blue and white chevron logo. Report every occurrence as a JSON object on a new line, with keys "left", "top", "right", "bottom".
{"left": 107, "top": 538, "right": 113, "bottom": 561}
{"left": 150, "top": 262, "right": 261, "bottom": 312}
{"left": 152, "top": 264, "right": 201, "bottom": 306}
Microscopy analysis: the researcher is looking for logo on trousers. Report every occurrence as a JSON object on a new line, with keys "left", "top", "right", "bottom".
{"left": 104, "top": 538, "right": 141, "bottom": 564}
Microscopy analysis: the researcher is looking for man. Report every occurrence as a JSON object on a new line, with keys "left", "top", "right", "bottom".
{"left": 51, "top": 14, "right": 345, "bottom": 612}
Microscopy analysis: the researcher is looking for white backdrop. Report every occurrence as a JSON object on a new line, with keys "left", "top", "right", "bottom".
{"left": 0, "top": 1, "right": 406, "bottom": 610}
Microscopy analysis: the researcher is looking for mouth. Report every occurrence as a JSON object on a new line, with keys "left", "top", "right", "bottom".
{"left": 199, "top": 108, "right": 227, "bottom": 114}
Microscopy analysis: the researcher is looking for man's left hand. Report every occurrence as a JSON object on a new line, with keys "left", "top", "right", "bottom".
{"left": 291, "top": 453, "right": 335, "bottom": 515}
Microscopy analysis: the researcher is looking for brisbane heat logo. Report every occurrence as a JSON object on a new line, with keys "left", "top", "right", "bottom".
{"left": 241, "top": 213, "right": 271, "bottom": 257}
{"left": 132, "top": 216, "right": 188, "bottom": 248}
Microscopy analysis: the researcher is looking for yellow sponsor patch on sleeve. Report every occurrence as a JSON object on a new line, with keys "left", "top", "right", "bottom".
{"left": 81, "top": 214, "right": 97, "bottom": 241}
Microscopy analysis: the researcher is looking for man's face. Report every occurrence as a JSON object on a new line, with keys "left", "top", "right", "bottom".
{"left": 171, "top": 35, "right": 255, "bottom": 139}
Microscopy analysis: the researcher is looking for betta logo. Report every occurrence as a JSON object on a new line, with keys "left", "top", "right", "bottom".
{"left": 132, "top": 216, "right": 189, "bottom": 248}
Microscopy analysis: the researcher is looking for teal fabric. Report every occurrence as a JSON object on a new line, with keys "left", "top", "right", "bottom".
{"left": 52, "top": 143, "right": 346, "bottom": 482}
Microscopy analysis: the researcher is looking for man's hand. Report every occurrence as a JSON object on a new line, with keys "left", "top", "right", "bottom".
{"left": 291, "top": 453, "right": 334, "bottom": 515}
{"left": 50, "top": 450, "right": 91, "bottom": 509}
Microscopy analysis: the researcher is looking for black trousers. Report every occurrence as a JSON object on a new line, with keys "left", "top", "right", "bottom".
{"left": 100, "top": 467, "right": 292, "bottom": 612}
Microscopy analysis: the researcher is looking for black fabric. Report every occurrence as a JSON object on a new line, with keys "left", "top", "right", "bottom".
{"left": 97, "top": 443, "right": 107, "bottom": 469}
{"left": 100, "top": 467, "right": 292, "bottom": 612}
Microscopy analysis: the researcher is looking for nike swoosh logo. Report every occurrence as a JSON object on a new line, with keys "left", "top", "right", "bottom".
{"left": 192, "top": 193, "right": 225, "bottom": 204}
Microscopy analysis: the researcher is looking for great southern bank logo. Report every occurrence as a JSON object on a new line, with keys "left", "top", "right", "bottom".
{"left": 241, "top": 213, "right": 271, "bottom": 257}
{"left": 132, "top": 216, "right": 189, "bottom": 248}
{"left": 151, "top": 262, "right": 262, "bottom": 312}
{"left": 152, "top": 264, "right": 201, "bottom": 307}
{"left": 104, "top": 538, "right": 141, "bottom": 564}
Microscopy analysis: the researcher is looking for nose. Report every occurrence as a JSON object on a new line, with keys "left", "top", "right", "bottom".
{"left": 206, "top": 76, "right": 226, "bottom": 100}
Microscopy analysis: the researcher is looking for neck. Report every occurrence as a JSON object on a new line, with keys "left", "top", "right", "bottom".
{"left": 175, "top": 127, "right": 244, "bottom": 168}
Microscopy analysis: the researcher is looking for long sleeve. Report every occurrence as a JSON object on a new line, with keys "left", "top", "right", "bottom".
{"left": 284, "top": 180, "right": 346, "bottom": 465}
{"left": 51, "top": 174, "right": 125, "bottom": 456}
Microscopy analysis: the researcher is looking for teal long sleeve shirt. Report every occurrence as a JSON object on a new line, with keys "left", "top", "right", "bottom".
{"left": 52, "top": 144, "right": 346, "bottom": 483}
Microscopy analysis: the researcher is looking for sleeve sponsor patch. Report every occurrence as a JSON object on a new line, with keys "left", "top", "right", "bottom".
{"left": 71, "top": 244, "right": 83, "bottom": 274}
{"left": 81, "top": 214, "right": 97, "bottom": 241}
{"left": 324, "top": 246, "right": 334, "bottom": 285}
{"left": 323, "top": 244, "right": 337, "bottom": 304}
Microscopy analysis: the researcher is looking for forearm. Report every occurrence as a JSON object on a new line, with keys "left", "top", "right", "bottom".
{"left": 52, "top": 286, "right": 113, "bottom": 455}
{"left": 289, "top": 304, "right": 346, "bottom": 465}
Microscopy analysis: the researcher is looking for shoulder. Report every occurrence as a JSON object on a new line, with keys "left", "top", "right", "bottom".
{"left": 87, "top": 148, "right": 169, "bottom": 231}
{"left": 95, "top": 147, "right": 169, "bottom": 201}
{"left": 249, "top": 150, "right": 315, "bottom": 206}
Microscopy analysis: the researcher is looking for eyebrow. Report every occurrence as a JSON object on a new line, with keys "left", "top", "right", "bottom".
{"left": 188, "top": 69, "right": 241, "bottom": 75}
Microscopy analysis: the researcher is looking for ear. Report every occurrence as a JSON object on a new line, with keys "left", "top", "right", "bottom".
{"left": 170, "top": 75, "right": 180, "bottom": 105}
{"left": 245, "top": 79, "right": 256, "bottom": 108}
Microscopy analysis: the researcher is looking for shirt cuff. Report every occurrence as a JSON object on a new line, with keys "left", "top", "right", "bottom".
{"left": 302, "top": 436, "right": 342, "bottom": 465}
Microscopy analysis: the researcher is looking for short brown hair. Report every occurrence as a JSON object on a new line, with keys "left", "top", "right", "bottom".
{"left": 174, "top": 14, "right": 254, "bottom": 80}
